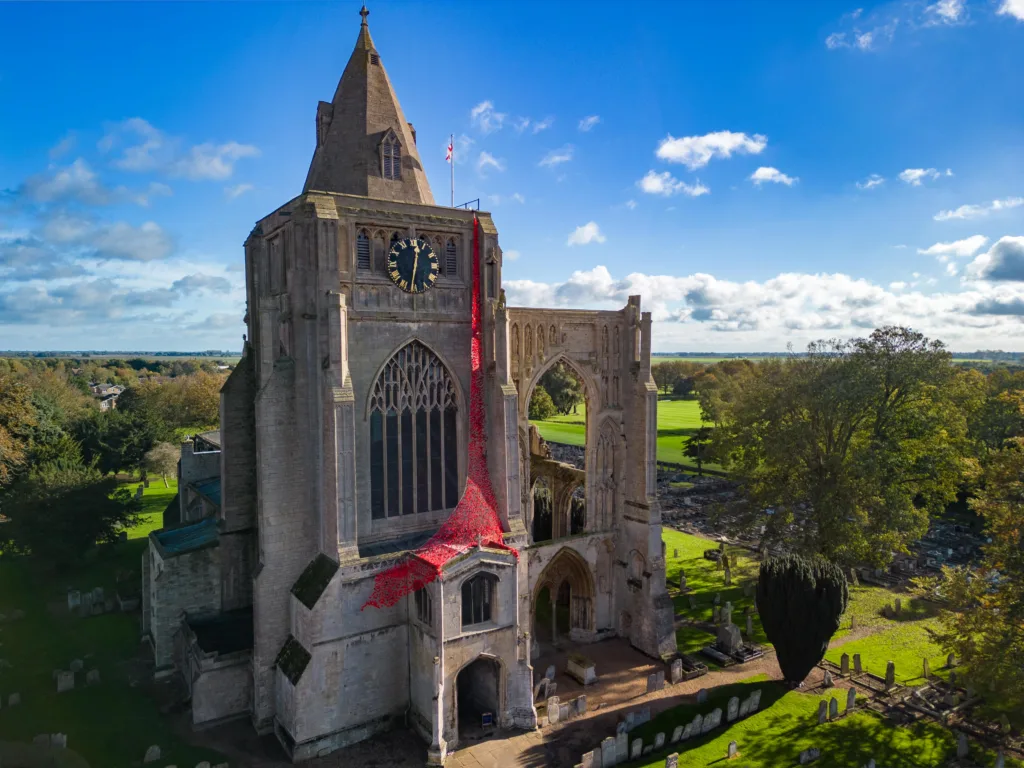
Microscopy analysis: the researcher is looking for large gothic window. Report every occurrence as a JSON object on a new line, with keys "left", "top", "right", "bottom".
{"left": 461, "top": 573, "right": 497, "bottom": 628}
{"left": 369, "top": 341, "right": 459, "bottom": 520}
{"left": 382, "top": 135, "right": 402, "bottom": 180}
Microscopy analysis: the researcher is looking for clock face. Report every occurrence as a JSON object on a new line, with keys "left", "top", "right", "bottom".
{"left": 387, "top": 238, "right": 439, "bottom": 294}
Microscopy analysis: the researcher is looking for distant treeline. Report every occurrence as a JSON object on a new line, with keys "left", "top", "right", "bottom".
{"left": 1, "top": 350, "right": 238, "bottom": 358}
{"left": 0, "top": 357, "right": 234, "bottom": 388}
{"left": 654, "top": 349, "right": 1024, "bottom": 361}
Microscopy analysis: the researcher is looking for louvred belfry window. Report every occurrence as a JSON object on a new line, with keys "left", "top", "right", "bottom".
{"left": 445, "top": 238, "right": 458, "bottom": 276}
{"left": 382, "top": 136, "right": 402, "bottom": 180}
{"left": 356, "top": 230, "right": 371, "bottom": 270}
{"left": 369, "top": 341, "right": 459, "bottom": 520}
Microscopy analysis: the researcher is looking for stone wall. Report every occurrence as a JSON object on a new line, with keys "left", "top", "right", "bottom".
{"left": 147, "top": 543, "right": 221, "bottom": 670}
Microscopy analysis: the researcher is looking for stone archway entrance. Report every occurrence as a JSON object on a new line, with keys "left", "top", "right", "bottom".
{"left": 532, "top": 547, "right": 596, "bottom": 651}
{"left": 456, "top": 656, "right": 501, "bottom": 741}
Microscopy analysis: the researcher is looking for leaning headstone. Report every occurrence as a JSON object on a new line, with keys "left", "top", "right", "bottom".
{"left": 885, "top": 660, "right": 896, "bottom": 689}
{"left": 86, "top": 669, "right": 100, "bottom": 685}
{"left": 546, "top": 665, "right": 556, "bottom": 681}
{"left": 691, "top": 713, "right": 704, "bottom": 735}
{"left": 840, "top": 653, "right": 850, "bottom": 676}
{"left": 671, "top": 725, "right": 684, "bottom": 743}
{"left": 615, "top": 732, "right": 628, "bottom": 762}
{"left": 817, "top": 700, "right": 828, "bottom": 724}
{"left": 947, "top": 653, "right": 957, "bottom": 668}
{"left": 8, "top": 693, "right": 20, "bottom": 707}
{"left": 696, "top": 688, "right": 708, "bottom": 704}
{"left": 665, "top": 754, "right": 679, "bottom": 768}
{"left": 69, "top": 659, "right": 83, "bottom": 672}
{"left": 749, "top": 689, "right": 761, "bottom": 711}
{"left": 56, "top": 671, "right": 74, "bottom": 693}
{"left": 67, "top": 590, "right": 81, "bottom": 612}
{"left": 654, "top": 732, "right": 665, "bottom": 749}
{"left": 680, "top": 722, "right": 693, "bottom": 741}
{"left": 144, "top": 745, "right": 161, "bottom": 764}
{"left": 630, "top": 739, "right": 642, "bottom": 759}
{"left": 957, "top": 732, "right": 968, "bottom": 758}
{"left": 727, "top": 740, "right": 738, "bottom": 759}
{"left": 846, "top": 687, "right": 857, "bottom": 711}
{"left": 853, "top": 653, "right": 863, "bottom": 674}
{"left": 922, "top": 658, "right": 930, "bottom": 678}
{"left": 670, "top": 658, "right": 683, "bottom": 684}
{"left": 823, "top": 670, "right": 834, "bottom": 688}
{"left": 547, "top": 696, "right": 560, "bottom": 724}
{"left": 581, "top": 750, "right": 595, "bottom": 768}
{"left": 703, "top": 708, "right": 722, "bottom": 733}
{"left": 727, "top": 696, "right": 739, "bottom": 722}
{"left": 828, "top": 697, "right": 838, "bottom": 719}
{"left": 534, "top": 677, "right": 550, "bottom": 701}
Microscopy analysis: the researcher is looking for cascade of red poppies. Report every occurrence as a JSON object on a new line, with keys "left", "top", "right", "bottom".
{"left": 362, "top": 215, "right": 517, "bottom": 610}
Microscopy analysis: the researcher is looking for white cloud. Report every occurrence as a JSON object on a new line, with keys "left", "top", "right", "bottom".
{"left": 470, "top": 100, "right": 506, "bottom": 134}
{"left": 539, "top": 145, "right": 574, "bottom": 167}
{"left": 998, "top": 0, "right": 1024, "bottom": 20}
{"left": 934, "top": 197, "right": 1024, "bottom": 221}
{"left": 899, "top": 167, "right": 945, "bottom": 186}
{"left": 476, "top": 151, "right": 506, "bottom": 175}
{"left": 513, "top": 116, "right": 551, "bottom": 134}
{"left": 172, "top": 142, "right": 260, "bottom": 181}
{"left": 22, "top": 159, "right": 109, "bottom": 205}
{"left": 637, "top": 170, "right": 710, "bottom": 197}
{"left": 890, "top": 281, "right": 907, "bottom": 291}
{"left": 967, "top": 237, "right": 1024, "bottom": 281}
{"left": 578, "top": 115, "right": 601, "bottom": 132}
{"left": 825, "top": 16, "right": 898, "bottom": 51}
{"left": 532, "top": 117, "right": 553, "bottom": 134}
{"left": 825, "top": 32, "right": 848, "bottom": 48}
{"left": 49, "top": 133, "right": 77, "bottom": 160}
{"left": 856, "top": 174, "right": 885, "bottom": 190}
{"left": 511, "top": 192, "right": 526, "bottom": 204}
{"left": 925, "top": 0, "right": 966, "bottom": 24}
{"left": 625, "top": 200, "right": 637, "bottom": 210}
{"left": 504, "top": 250, "right": 521, "bottom": 262}
{"left": 448, "top": 134, "right": 475, "bottom": 167}
{"left": 918, "top": 235, "right": 989, "bottom": 259}
{"left": 656, "top": 131, "right": 767, "bottom": 170}
{"left": 749, "top": 167, "right": 798, "bottom": 186}
{"left": 567, "top": 222, "right": 606, "bottom": 247}
{"left": 225, "top": 183, "right": 254, "bottom": 200}
{"left": 89, "top": 221, "right": 175, "bottom": 262}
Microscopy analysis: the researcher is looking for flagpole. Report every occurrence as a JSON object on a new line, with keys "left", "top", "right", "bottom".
{"left": 450, "top": 133, "right": 455, "bottom": 207}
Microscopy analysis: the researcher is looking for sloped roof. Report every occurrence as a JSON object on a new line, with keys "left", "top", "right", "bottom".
{"left": 154, "top": 516, "right": 219, "bottom": 556}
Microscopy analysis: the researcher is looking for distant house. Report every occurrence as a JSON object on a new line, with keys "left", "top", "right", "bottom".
{"left": 98, "top": 393, "right": 120, "bottom": 411}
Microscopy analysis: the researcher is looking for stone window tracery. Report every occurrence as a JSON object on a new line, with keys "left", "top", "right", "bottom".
{"left": 369, "top": 341, "right": 459, "bottom": 520}
{"left": 461, "top": 572, "right": 497, "bottom": 628}
{"left": 382, "top": 134, "right": 402, "bottom": 180}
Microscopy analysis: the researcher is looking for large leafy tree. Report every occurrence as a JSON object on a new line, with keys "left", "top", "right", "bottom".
{"left": 757, "top": 554, "right": 849, "bottom": 684}
{"left": 702, "top": 327, "right": 974, "bottom": 565}
{"left": 0, "top": 374, "right": 37, "bottom": 487}
{"left": 683, "top": 426, "right": 713, "bottom": 476}
{"left": 528, "top": 385, "right": 558, "bottom": 421}
{"left": 145, "top": 441, "right": 180, "bottom": 487}
{"left": 538, "top": 363, "right": 584, "bottom": 415}
{"left": 928, "top": 439, "right": 1024, "bottom": 726}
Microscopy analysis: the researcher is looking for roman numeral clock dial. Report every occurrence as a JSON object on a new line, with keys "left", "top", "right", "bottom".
{"left": 387, "top": 238, "right": 439, "bottom": 294}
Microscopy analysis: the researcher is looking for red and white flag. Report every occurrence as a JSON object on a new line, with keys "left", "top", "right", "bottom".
{"left": 446, "top": 139, "right": 453, "bottom": 163}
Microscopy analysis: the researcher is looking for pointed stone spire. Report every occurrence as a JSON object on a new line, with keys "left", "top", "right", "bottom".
{"left": 303, "top": 6, "right": 434, "bottom": 204}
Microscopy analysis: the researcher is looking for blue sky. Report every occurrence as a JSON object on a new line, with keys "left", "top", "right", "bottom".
{"left": 2, "top": 0, "right": 1023, "bottom": 352}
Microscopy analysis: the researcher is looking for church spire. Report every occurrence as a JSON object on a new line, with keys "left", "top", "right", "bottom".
{"left": 302, "top": 6, "right": 435, "bottom": 205}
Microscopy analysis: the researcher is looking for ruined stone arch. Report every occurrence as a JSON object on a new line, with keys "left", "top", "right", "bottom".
{"left": 519, "top": 352, "right": 601, "bottom": 417}
{"left": 532, "top": 547, "right": 595, "bottom": 640}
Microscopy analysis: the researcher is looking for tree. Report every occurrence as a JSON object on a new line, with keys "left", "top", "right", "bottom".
{"left": 0, "top": 452, "right": 141, "bottom": 567}
{"left": 683, "top": 426, "right": 713, "bottom": 476}
{"left": 672, "top": 376, "right": 695, "bottom": 398}
{"left": 145, "top": 442, "right": 179, "bottom": 487}
{"left": 73, "top": 408, "right": 166, "bottom": 476}
{"left": 538, "top": 363, "right": 584, "bottom": 415}
{"left": 0, "top": 374, "right": 36, "bottom": 487}
{"left": 927, "top": 439, "right": 1024, "bottom": 726}
{"left": 757, "top": 554, "right": 849, "bottom": 685}
{"left": 707, "top": 327, "right": 972, "bottom": 566}
{"left": 528, "top": 385, "right": 558, "bottom": 421}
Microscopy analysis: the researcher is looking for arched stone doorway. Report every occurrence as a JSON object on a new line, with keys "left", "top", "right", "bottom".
{"left": 456, "top": 656, "right": 502, "bottom": 741}
{"left": 532, "top": 547, "right": 596, "bottom": 650}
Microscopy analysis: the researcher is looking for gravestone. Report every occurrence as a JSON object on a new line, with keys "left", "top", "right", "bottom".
{"left": 949, "top": 670, "right": 957, "bottom": 686}
{"left": 547, "top": 697, "right": 560, "bottom": 724}
{"left": 947, "top": 653, "right": 957, "bottom": 668}
{"left": 728, "top": 740, "right": 738, "bottom": 759}
{"left": 840, "top": 653, "right": 850, "bottom": 676}
{"left": 849, "top": 567, "right": 859, "bottom": 586}
{"left": 654, "top": 732, "right": 665, "bottom": 749}
{"left": 703, "top": 708, "right": 722, "bottom": 733}
{"left": 631, "top": 739, "right": 642, "bottom": 759}
{"left": 559, "top": 702, "right": 570, "bottom": 722}
{"left": 746, "top": 614, "right": 753, "bottom": 636}
{"left": 885, "top": 660, "right": 896, "bottom": 689}
{"left": 86, "top": 669, "right": 100, "bottom": 685}
{"left": 722, "top": 602, "right": 733, "bottom": 626}
{"left": 603, "top": 736, "right": 618, "bottom": 767}
{"left": 866, "top": 760, "right": 875, "bottom": 768}
{"left": 8, "top": 692, "right": 20, "bottom": 706}
{"left": 689, "top": 595, "right": 697, "bottom": 609}
{"left": 615, "top": 731, "right": 628, "bottom": 762}
{"left": 846, "top": 687, "right": 856, "bottom": 711}
{"left": 853, "top": 654, "right": 863, "bottom": 674}
{"left": 828, "top": 697, "right": 838, "bottom": 719}
{"left": 691, "top": 713, "right": 704, "bottom": 734}
{"left": 670, "top": 658, "right": 683, "bottom": 684}
{"left": 546, "top": 665, "right": 556, "bottom": 681}
{"left": 548, "top": 681, "right": 558, "bottom": 697}
{"left": 665, "top": 754, "right": 679, "bottom": 768}
{"left": 724, "top": 566, "right": 732, "bottom": 586}
{"left": 51, "top": 733, "right": 67, "bottom": 749}
{"left": 67, "top": 590, "right": 81, "bottom": 612}
{"left": 581, "top": 750, "right": 595, "bottom": 768}
{"left": 996, "top": 750, "right": 1005, "bottom": 768}
{"left": 56, "top": 671, "right": 74, "bottom": 693}
{"left": 671, "top": 725, "right": 683, "bottom": 743}
{"left": 894, "top": 597, "right": 901, "bottom": 615}
{"left": 850, "top": 615, "right": 857, "bottom": 631}
{"left": 196, "top": 763, "right": 211, "bottom": 768}
{"left": 922, "top": 658, "right": 930, "bottom": 678}
{"left": 739, "top": 698, "right": 750, "bottom": 718}
{"left": 643, "top": 746, "right": 653, "bottom": 756}
{"left": 749, "top": 689, "right": 761, "bottom": 711}
{"left": 534, "top": 677, "right": 550, "bottom": 701}
{"left": 957, "top": 732, "right": 968, "bottom": 758}
{"left": 81, "top": 592, "right": 94, "bottom": 615}
{"left": 92, "top": 587, "right": 104, "bottom": 604}
{"left": 135, "top": 485, "right": 144, "bottom": 500}
{"left": 637, "top": 706, "right": 651, "bottom": 726}
{"left": 696, "top": 688, "right": 708, "bottom": 704}
{"left": 727, "top": 696, "right": 739, "bottom": 722}
{"left": 817, "top": 700, "right": 828, "bottom": 724}
{"left": 680, "top": 722, "right": 693, "bottom": 741}
{"left": 714, "top": 592, "right": 721, "bottom": 605}
{"left": 717, "top": 622, "right": 742, "bottom": 654}
{"left": 679, "top": 571, "right": 687, "bottom": 589}
{"left": 823, "top": 670, "right": 834, "bottom": 688}
{"left": 70, "top": 659, "right": 83, "bottom": 672}
{"left": 574, "top": 695, "right": 587, "bottom": 715}
{"left": 712, "top": 605, "right": 721, "bottom": 623}
{"left": 799, "top": 747, "right": 821, "bottom": 764}
{"left": 144, "top": 745, "right": 161, "bottom": 763}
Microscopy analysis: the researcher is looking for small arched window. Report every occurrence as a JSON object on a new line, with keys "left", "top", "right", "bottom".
{"left": 462, "top": 573, "right": 498, "bottom": 628}
{"left": 356, "top": 229, "right": 371, "bottom": 271}
{"left": 445, "top": 238, "right": 458, "bottom": 277}
{"left": 382, "top": 135, "right": 402, "bottom": 180}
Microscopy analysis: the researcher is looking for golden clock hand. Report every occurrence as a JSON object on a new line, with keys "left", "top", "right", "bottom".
{"left": 411, "top": 248, "right": 420, "bottom": 292}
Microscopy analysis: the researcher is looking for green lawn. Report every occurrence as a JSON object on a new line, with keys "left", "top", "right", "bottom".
{"left": 627, "top": 674, "right": 1013, "bottom": 768}
{"left": 0, "top": 478, "right": 225, "bottom": 767}
{"left": 530, "top": 399, "right": 721, "bottom": 469}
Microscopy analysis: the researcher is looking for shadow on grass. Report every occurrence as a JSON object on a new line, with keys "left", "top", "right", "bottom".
{"left": 884, "top": 598, "right": 943, "bottom": 624}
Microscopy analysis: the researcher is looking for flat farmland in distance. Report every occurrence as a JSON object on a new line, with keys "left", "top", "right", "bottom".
{"left": 652, "top": 355, "right": 772, "bottom": 364}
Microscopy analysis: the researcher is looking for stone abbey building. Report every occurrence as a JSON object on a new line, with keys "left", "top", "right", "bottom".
{"left": 143, "top": 8, "right": 674, "bottom": 764}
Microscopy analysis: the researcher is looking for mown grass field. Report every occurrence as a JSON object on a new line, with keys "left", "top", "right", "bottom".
{"left": 0, "top": 480, "right": 226, "bottom": 767}
{"left": 530, "top": 398, "right": 720, "bottom": 469}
